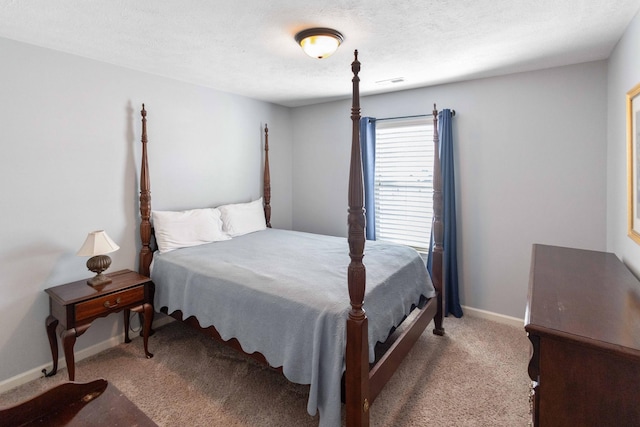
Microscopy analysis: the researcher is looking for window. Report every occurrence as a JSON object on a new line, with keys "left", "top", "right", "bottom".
{"left": 374, "top": 117, "right": 434, "bottom": 251}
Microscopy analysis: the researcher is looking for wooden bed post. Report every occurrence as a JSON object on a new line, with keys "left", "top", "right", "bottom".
{"left": 139, "top": 104, "right": 153, "bottom": 277}
{"left": 263, "top": 124, "right": 272, "bottom": 228}
{"left": 345, "top": 50, "right": 370, "bottom": 427}
{"left": 431, "top": 104, "right": 445, "bottom": 336}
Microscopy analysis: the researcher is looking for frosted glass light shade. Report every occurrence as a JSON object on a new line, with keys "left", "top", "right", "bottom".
{"left": 295, "top": 28, "right": 344, "bottom": 59}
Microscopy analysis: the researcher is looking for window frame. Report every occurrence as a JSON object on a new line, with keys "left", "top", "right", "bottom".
{"left": 373, "top": 117, "right": 434, "bottom": 251}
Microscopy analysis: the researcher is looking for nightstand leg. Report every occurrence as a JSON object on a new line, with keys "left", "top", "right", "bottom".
{"left": 124, "top": 309, "right": 131, "bottom": 343}
{"left": 138, "top": 312, "right": 155, "bottom": 336}
{"left": 43, "top": 315, "right": 59, "bottom": 377}
{"left": 61, "top": 328, "right": 77, "bottom": 381}
{"left": 145, "top": 281, "right": 155, "bottom": 336}
{"left": 142, "top": 303, "right": 154, "bottom": 358}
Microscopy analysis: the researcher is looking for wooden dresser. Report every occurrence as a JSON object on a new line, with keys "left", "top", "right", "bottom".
{"left": 525, "top": 244, "right": 640, "bottom": 427}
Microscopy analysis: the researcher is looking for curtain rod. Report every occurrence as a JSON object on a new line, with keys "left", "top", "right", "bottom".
{"left": 374, "top": 110, "right": 456, "bottom": 122}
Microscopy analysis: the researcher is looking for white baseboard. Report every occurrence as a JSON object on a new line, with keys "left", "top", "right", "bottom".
{"left": 1, "top": 309, "right": 519, "bottom": 395}
{"left": 0, "top": 315, "right": 175, "bottom": 394}
{"left": 461, "top": 305, "right": 524, "bottom": 328}
{"left": 0, "top": 335, "right": 123, "bottom": 394}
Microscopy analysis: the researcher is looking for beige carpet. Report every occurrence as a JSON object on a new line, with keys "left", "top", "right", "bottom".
{"left": 0, "top": 316, "right": 531, "bottom": 426}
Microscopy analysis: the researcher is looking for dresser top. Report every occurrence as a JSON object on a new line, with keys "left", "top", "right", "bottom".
{"left": 525, "top": 244, "right": 640, "bottom": 353}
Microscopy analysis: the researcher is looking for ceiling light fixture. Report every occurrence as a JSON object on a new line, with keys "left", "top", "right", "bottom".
{"left": 294, "top": 28, "right": 344, "bottom": 59}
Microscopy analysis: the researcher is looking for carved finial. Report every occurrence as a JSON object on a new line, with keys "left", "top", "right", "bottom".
{"left": 352, "top": 50, "right": 360, "bottom": 76}
{"left": 265, "top": 123, "right": 268, "bottom": 134}
{"left": 141, "top": 103, "right": 146, "bottom": 117}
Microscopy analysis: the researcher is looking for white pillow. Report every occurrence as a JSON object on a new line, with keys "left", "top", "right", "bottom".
{"left": 218, "top": 198, "right": 267, "bottom": 237}
{"left": 152, "top": 208, "right": 230, "bottom": 253}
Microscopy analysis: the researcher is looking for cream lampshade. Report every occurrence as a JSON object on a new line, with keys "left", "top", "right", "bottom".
{"left": 77, "top": 230, "right": 120, "bottom": 287}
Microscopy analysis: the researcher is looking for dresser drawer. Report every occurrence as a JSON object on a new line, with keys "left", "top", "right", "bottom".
{"left": 75, "top": 286, "right": 145, "bottom": 322}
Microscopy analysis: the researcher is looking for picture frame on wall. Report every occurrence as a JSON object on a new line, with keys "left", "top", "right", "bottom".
{"left": 627, "top": 82, "right": 640, "bottom": 244}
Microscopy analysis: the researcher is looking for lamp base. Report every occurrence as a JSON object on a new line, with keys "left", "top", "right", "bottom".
{"left": 86, "top": 255, "right": 113, "bottom": 287}
{"left": 87, "top": 273, "right": 112, "bottom": 287}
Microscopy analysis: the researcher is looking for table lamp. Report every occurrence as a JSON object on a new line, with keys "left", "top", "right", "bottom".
{"left": 77, "top": 230, "right": 120, "bottom": 286}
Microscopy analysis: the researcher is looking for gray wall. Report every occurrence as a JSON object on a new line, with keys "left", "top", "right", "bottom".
{"left": 292, "top": 61, "right": 608, "bottom": 319}
{"left": 0, "top": 37, "right": 292, "bottom": 383}
{"left": 5, "top": 10, "right": 639, "bottom": 384}
{"left": 607, "top": 10, "right": 640, "bottom": 273}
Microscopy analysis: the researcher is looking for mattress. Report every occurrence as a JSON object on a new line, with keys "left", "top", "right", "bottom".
{"left": 151, "top": 228, "right": 435, "bottom": 427}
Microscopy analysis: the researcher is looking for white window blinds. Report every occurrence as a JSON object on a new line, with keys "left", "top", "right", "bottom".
{"left": 374, "top": 117, "right": 434, "bottom": 251}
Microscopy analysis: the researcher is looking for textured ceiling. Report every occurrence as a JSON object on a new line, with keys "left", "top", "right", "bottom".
{"left": 0, "top": 0, "right": 638, "bottom": 107}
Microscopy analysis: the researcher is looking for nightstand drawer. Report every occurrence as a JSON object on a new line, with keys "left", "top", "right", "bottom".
{"left": 75, "top": 286, "right": 144, "bottom": 322}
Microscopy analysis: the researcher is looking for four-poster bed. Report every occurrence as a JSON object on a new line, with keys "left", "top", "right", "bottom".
{"left": 137, "top": 51, "right": 444, "bottom": 427}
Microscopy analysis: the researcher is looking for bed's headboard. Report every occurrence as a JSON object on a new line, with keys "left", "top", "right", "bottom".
{"left": 139, "top": 104, "right": 152, "bottom": 277}
{"left": 263, "top": 124, "right": 271, "bottom": 228}
{"left": 137, "top": 106, "right": 272, "bottom": 276}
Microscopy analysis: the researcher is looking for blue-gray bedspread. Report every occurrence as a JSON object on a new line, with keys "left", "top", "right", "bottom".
{"left": 151, "top": 228, "right": 435, "bottom": 427}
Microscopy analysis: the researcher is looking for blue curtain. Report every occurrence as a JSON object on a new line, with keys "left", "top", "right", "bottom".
{"left": 360, "top": 117, "right": 376, "bottom": 240}
{"left": 428, "top": 109, "right": 463, "bottom": 317}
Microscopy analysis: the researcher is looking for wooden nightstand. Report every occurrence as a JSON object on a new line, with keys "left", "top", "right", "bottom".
{"left": 44, "top": 269, "right": 154, "bottom": 381}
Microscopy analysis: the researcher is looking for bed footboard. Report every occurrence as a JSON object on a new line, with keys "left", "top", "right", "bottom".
{"left": 345, "top": 51, "right": 371, "bottom": 426}
{"left": 344, "top": 52, "right": 444, "bottom": 427}
{"left": 368, "top": 297, "right": 438, "bottom": 402}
